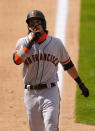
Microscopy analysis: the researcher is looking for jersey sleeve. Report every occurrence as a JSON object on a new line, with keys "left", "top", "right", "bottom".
{"left": 58, "top": 39, "right": 70, "bottom": 64}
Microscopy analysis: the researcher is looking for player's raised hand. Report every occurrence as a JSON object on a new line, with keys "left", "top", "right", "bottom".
{"left": 28, "top": 32, "right": 41, "bottom": 43}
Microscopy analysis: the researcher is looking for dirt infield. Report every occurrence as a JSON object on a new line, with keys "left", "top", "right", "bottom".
{"left": 0, "top": 0, "right": 95, "bottom": 131}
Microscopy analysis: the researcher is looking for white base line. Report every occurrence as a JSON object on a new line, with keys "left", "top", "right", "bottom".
{"left": 54, "top": 0, "right": 69, "bottom": 94}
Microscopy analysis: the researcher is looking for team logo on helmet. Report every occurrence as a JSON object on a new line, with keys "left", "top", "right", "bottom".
{"left": 32, "top": 11, "right": 36, "bottom": 16}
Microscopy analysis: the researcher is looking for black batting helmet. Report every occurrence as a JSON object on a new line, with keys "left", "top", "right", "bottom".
{"left": 26, "top": 10, "right": 46, "bottom": 31}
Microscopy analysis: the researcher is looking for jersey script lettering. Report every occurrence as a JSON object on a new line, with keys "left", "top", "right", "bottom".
{"left": 25, "top": 53, "right": 59, "bottom": 66}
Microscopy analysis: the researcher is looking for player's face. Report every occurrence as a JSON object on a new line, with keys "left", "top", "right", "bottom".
{"left": 28, "top": 18, "right": 44, "bottom": 34}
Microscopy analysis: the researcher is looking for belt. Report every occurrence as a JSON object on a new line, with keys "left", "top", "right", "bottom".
{"left": 25, "top": 83, "right": 56, "bottom": 90}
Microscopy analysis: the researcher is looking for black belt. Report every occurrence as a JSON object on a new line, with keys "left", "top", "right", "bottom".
{"left": 25, "top": 83, "right": 56, "bottom": 90}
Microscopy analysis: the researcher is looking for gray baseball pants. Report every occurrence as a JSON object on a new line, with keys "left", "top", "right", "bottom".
{"left": 24, "top": 86, "right": 60, "bottom": 131}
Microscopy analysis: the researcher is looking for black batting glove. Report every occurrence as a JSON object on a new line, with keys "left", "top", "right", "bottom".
{"left": 26, "top": 32, "right": 41, "bottom": 50}
{"left": 79, "top": 83, "right": 89, "bottom": 97}
{"left": 74, "top": 76, "right": 89, "bottom": 97}
{"left": 32, "top": 32, "right": 41, "bottom": 42}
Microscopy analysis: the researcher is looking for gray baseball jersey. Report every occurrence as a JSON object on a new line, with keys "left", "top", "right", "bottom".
{"left": 15, "top": 34, "right": 70, "bottom": 131}
{"left": 16, "top": 35, "right": 70, "bottom": 85}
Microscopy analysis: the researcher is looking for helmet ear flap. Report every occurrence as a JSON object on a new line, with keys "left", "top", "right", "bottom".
{"left": 42, "top": 20, "right": 48, "bottom": 34}
{"left": 41, "top": 20, "right": 46, "bottom": 31}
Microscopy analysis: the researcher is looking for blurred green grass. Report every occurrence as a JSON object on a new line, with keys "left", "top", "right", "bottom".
{"left": 75, "top": 0, "right": 95, "bottom": 125}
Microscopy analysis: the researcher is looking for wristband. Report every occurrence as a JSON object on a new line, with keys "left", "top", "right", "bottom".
{"left": 64, "top": 60, "right": 74, "bottom": 70}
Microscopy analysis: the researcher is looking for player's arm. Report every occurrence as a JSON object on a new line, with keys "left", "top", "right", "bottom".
{"left": 61, "top": 59, "right": 89, "bottom": 97}
{"left": 13, "top": 32, "right": 41, "bottom": 65}
{"left": 13, "top": 45, "right": 30, "bottom": 65}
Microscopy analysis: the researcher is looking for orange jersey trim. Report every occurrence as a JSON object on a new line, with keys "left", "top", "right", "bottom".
{"left": 23, "top": 47, "right": 30, "bottom": 54}
{"left": 61, "top": 57, "right": 70, "bottom": 65}
{"left": 37, "top": 32, "right": 47, "bottom": 43}
{"left": 14, "top": 53, "right": 24, "bottom": 65}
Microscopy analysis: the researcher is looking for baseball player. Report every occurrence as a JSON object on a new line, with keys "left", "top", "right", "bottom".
{"left": 13, "top": 10, "right": 89, "bottom": 131}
